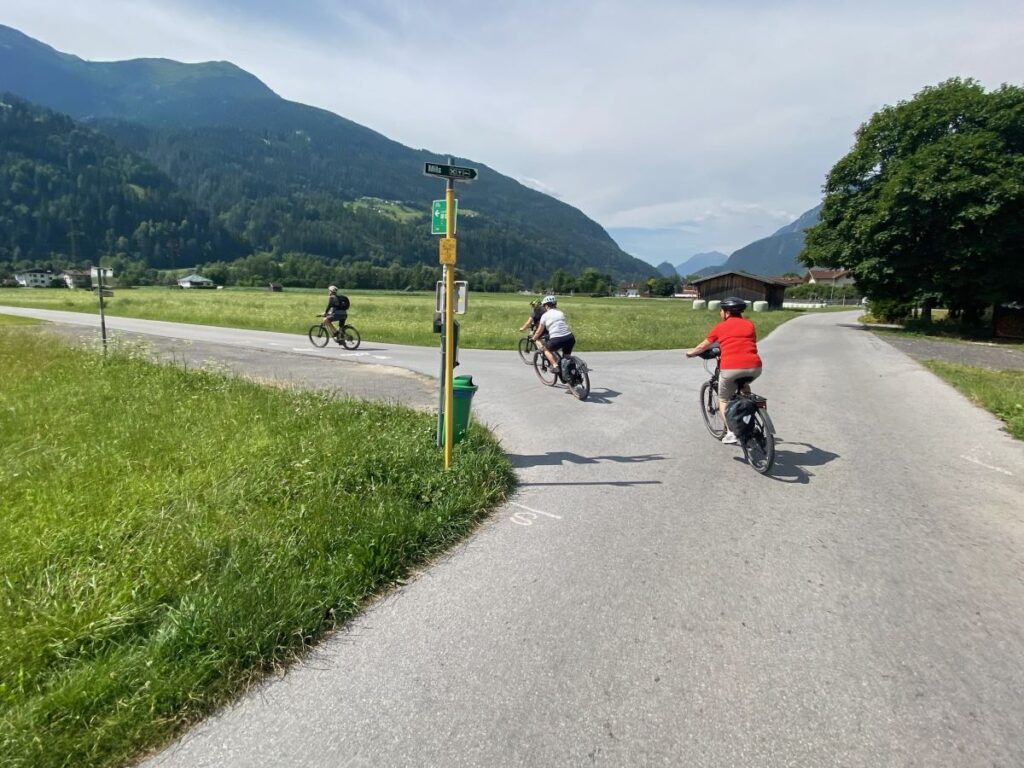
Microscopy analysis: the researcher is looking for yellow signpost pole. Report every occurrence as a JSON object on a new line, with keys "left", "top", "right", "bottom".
{"left": 425, "top": 157, "right": 476, "bottom": 469}
{"left": 442, "top": 176, "right": 456, "bottom": 469}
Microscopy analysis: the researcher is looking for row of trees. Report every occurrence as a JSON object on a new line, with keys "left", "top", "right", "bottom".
{"left": 1, "top": 249, "right": 618, "bottom": 296}
{"left": 801, "top": 78, "right": 1024, "bottom": 326}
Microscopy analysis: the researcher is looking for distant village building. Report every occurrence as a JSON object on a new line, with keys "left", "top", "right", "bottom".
{"left": 772, "top": 276, "right": 804, "bottom": 288}
{"left": 14, "top": 269, "right": 54, "bottom": 288}
{"left": 268, "top": 282, "right": 283, "bottom": 292}
{"left": 618, "top": 282, "right": 641, "bottom": 298}
{"left": 994, "top": 303, "right": 1024, "bottom": 339}
{"left": 60, "top": 270, "right": 91, "bottom": 289}
{"left": 177, "top": 273, "right": 216, "bottom": 289}
{"left": 692, "top": 270, "right": 789, "bottom": 309}
{"left": 804, "top": 268, "right": 854, "bottom": 286}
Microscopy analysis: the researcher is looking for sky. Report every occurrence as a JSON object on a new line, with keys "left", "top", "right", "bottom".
{"left": 2, "top": 0, "right": 1022, "bottom": 267}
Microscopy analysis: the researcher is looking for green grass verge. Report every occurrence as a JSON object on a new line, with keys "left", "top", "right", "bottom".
{"left": 0, "top": 329, "right": 515, "bottom": 768}
{"left": 0, "top": 287, "right": 807, "bottom": 350}
{"left": 0, "top": 313, "right": 42, "bottom": 326}
{"left": 922, "top": 360, "right": 1024, "bottom": 440}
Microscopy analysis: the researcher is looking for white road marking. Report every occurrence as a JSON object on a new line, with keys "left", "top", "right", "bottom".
{"left": 509, "top": 501, "right": 562, "bottom": 526}
{"left": 960, "top": 455, "right": 1014, "bottom": 476}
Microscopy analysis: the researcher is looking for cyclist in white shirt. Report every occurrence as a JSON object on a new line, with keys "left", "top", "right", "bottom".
{"left": 531, "top": 295, "right": 575, "bottom": 376}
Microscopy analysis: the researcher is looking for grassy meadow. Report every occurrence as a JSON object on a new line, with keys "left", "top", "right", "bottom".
{"left": 0, "top": 327, "right": 515, "bottom": 768}
{"left": 0, "top": 287, "right": 808, "bottom": 350}
{"left": 0, "top": 313, "right": 42, "bottom": 326}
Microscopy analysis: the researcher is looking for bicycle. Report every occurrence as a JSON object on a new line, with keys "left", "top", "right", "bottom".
{"left": 309, "top": 316, "right": 361, "bottom": 350}
{"left": 517, "top": 331, "right": 547, "bottom": 364}
{"left": 533, "top": 344, "right": 591, "bottom": 400}
{"left": 695, "top": 343, "right": 775, "bottom": 474}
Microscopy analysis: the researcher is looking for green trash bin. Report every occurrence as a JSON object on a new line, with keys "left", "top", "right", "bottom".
{"left": 442, "top": 375, "right": 479, "bottom": 446}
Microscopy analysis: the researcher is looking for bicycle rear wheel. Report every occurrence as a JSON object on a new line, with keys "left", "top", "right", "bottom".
{"left": 518, "top": 337, "right": 535, "bottom": 364}
{"left": 742, "top": 408, "right": 775, "bottom": 474}
{"left": 309, "top": 324, "right": 330, "bottom": 348}
{"left": 340, "top": 325, "right": 361, "bottom": 350}
{"left": 699, "top": 381, "right": 726, "bottom": 439}
{"left": 568, "top": 357, "right": 590, "bottom": 400}
{"left": 533, "top": 352, "right": 558, "bottom": 386}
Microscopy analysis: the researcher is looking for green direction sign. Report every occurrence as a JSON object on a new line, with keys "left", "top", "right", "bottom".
{"left": 431, "top": 199, "right": 458, "bottom": 235}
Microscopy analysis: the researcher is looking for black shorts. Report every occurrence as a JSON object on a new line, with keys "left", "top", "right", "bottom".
{"left": 546, "top": 333, "right": 575, "bottom": 357}
{"left": 327, "top": 313, "right": 347, "bottom": 324}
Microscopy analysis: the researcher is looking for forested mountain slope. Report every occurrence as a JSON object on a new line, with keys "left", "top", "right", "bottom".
{"left": 0, "top": 24, "right": 655, "bottom": 283}
{"left": 0, "top": 94, "right": 242, "bottom": 273}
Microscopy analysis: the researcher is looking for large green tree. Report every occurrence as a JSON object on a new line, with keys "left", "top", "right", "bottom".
{"left": 802, "top": 78, "right": 1024, "bottom": 323}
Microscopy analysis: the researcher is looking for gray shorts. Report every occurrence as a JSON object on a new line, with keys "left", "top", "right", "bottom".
{"left": 719, "top": 367, "right": 761, "bottom": 400}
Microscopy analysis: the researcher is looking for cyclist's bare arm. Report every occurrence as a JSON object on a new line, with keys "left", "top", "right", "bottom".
{"left": 687, "top": 338, "right": 713, "bottom": 357}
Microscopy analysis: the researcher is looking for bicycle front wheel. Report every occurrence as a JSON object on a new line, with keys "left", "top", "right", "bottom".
{"left": 518, "top": 337, "right": 535, "bottom": 364}
{"left": 341, "top": 325, "right": 361, "bottom": 350}
{"left": 533, "top": 352, "right": 558, "bottom": 386}
{"left": 568, "top": 357, "right": 590, "bottom": 400}
{"left": 742, "top": 408, "right": 776, "bottom": 474}
{"left": 699, "top": 381, "right": 727, "bottom": 439}
{"left": 309, "top": 324, "right": 330, "bottom": 348}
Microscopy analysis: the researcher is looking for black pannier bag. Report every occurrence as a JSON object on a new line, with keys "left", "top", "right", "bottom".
{"left": 561, "top": 357, "right": 576, "bottom": 380}
{"left": 725, "top": 395, "right": 758, "bottom": 440}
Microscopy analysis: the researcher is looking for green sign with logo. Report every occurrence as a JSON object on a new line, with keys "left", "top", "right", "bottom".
{"left": 431, "top": 199, "right": 458, "bottom": 235}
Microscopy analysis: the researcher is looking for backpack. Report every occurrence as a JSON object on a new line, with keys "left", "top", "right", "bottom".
{"left": 560, "top": 357, "right": 577, "bottom": 381}
{"left": 725, "top": 395, "right": 758, "bottom": 441}
{"left": 337, "top": 294, "right": 350, "bottom": 311}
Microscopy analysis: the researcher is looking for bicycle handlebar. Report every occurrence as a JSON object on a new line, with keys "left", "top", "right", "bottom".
{"left": 696, "top": 343, "right": 721, "bottom": 360}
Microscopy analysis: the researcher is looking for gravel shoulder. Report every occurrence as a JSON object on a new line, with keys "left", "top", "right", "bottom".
{"left": 865, "top": 326, "right": 1024, "bottom": 371}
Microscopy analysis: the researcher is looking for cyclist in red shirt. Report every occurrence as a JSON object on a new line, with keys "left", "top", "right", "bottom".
{"left": 686, "top": 297, "right": 763, "bottom": 444}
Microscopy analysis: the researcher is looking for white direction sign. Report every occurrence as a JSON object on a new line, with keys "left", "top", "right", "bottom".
{"left": 436, "top": 280, "right": 468, "bottom": 314}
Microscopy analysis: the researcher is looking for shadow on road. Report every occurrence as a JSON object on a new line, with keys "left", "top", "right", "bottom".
{"left": 756, "top": 441, "right": 840, "bottom": 484}
{"left": 508, "top": 452, "right": 667, "bottom": 468}
{"left": 579, "top": 387, "right": 622, "bottom": 405}
{"left": 518, "top": 480, "right": 663, "bottom": 488}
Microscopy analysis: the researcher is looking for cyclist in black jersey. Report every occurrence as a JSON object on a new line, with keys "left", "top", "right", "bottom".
{"left": 322, "top": 285, "right": 348, "bottom": 343}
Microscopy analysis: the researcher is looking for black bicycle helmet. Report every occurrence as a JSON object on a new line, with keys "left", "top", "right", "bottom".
{"left": 720, "top": 297, "right": 747, "bottom": 312}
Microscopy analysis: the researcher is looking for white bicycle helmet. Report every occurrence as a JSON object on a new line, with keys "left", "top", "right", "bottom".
{"left": 542, "top": 294, "right": 557, "bottom": 306}
{"left": 328, "top": 285, "right": 338, "bottom": 294}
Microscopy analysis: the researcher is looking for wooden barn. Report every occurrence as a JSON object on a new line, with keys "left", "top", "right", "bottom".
{"left": 692, "top": 270, "right": 788, "bottom": 309}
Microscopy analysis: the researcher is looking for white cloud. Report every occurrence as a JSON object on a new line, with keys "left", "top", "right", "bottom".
{"left": 2, "top": 0, "right": 1023, "bottom": 260}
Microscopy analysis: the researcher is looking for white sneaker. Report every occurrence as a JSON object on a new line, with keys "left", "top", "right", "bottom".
{"left": 721, "top": 431, "right": 739, "bottom": 444}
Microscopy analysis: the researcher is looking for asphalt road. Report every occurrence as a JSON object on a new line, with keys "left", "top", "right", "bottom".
{"left": 4, "top": 307, "right": 1024, "bottom": 767}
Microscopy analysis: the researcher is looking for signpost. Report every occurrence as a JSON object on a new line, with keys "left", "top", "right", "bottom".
{"left": 90, "top": 267, "right": 113, "bottom": 353}
{"left": 424, "top": 162, "right": 478, "bottom": 181}
{"left": 431, "top": 199, "right": 458, "bottom": 235}
{"left": 435, "top": 280, "right": 468, "bottom": 314}
{"left": 429, "top": 158, "right": 478, "bottom": 469}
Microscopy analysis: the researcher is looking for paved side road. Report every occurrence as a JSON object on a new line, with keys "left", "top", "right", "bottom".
{"left": 28, "top": 323, "right": 439, "bottom": 410}
{"left": 4, "top": 306, "right": 1024, "bottom": 767}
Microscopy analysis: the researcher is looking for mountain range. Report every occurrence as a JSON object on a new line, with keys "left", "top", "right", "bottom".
{"left": 675, "top": 250, "right": 728, "bottom": 277}
{"left": 0, "top": 24, "right": 656, "bottom": 283}
{"left": 718, "top": 205, "right": 821, "bottom": 276}
{"left": 662, "top": 207, "right": 821, "bottom": 281}
{"left": 0, "top": 24, "right": 824, "bottom": 286}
